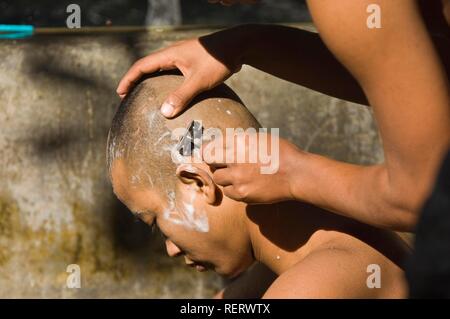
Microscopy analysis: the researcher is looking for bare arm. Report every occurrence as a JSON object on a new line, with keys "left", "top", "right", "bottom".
{"left": 117, "top": 1, "right": 449, "bottom": 231}
{"left": 219, "top": 24, "right": 369, "bottom": 105}
{"left": 288, "top": 0, "right": 450, "bottom": 231}
{"left": 205, "top": 0, "right": 450, "bottom": 231}
{"left": 117, "top": 23, "right": 370, "bottom": 117}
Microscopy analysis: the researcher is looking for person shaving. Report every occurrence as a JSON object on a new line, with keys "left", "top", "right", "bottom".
{"left": 107, "top": 74, "right": 410, "bottom": 298}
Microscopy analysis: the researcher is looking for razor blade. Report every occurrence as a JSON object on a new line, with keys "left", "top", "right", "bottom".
{"left": 176, "top": 120, "right": 203, "bottom": 156}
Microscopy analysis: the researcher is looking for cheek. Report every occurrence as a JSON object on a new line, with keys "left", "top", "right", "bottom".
{"left": 157, "top": 217, "right": 180, "bottom": 241}
{"left": 157, "top": 217, "right": 207, "bottom": 251}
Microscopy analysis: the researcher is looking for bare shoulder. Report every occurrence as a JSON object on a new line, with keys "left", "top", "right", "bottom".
{"left": 263, "top": 235, "right": 407, "bottom": 299}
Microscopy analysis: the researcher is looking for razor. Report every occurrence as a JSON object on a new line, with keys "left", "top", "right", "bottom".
{"left": 176, "top": 120, "right": 203, "bottom": 156}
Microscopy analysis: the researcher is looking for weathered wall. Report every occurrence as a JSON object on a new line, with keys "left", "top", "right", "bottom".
{"left": 0, "top": 26, "right": 383, "bottom": 298}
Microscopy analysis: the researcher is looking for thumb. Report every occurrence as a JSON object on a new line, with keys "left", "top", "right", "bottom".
{"left": 160, "top": 79, "right": 203, "bottom": 118}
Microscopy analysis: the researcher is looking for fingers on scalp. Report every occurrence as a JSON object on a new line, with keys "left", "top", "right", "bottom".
{"left": 117, "top": 61, "right": 144, "bottom": 95}
{"left": 203, "top": 151, "right": 227, "bottom": 167}
{"left": 117, "top": 52, "right": 173, "bottom": 95}
{"left": 202, "top": 138, "right": 225, "bottom": 164}
{"left": 212, "top": 168, "right": 233, "bottom": 186}
{"left": 223, "top": 185, "right": 242, "bottom": 200}
{"left": 168, "top": 82, "right": 191, "bottom": 106}
{"left": 167, "top": 78, "right": 204, "bottom": 110}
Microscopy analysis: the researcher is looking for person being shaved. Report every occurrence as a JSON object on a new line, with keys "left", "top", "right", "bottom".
{"left": 116, "top": 0, "right": 450, "bottom": 233}
{"left": 107, "top": 74, "right": 409, "bottom": 298}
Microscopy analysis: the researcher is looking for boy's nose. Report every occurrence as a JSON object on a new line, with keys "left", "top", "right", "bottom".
{"left": 165, "top": 239, "right": 182, "bottom": 257}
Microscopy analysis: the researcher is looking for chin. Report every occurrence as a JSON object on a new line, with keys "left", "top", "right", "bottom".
{"left": 216, "top": 263, "right": 248, "bottom": 279}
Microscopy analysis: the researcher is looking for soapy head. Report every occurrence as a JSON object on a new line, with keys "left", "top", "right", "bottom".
{"left": 106, "top": 72, "right": 260, "bottom": 277}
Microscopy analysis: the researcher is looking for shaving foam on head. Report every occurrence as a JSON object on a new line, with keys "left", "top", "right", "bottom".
{"left": 162, "top": 188, "right": 210, "bottom": 233}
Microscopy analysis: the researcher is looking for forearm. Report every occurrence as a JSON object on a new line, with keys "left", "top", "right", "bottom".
{"left": 289, "top": 151, "right": 420, "bottom": 231}
{"left": 290, "top": 0, "right": 450, "bottom": 232}
{"left": 237, "top": 24, "right": 368, "bottom": 105}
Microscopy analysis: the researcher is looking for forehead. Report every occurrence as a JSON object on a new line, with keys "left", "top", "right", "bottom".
{"left": 110, "top": 159, "right": 163, "bottom": 216}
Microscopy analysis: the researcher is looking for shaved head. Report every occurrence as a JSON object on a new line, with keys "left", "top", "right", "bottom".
{"left": 107, "top": 73, "right": 262, "bottom": 276}
{"left": 107, "top": 73, "right": 260, "bottom": 199}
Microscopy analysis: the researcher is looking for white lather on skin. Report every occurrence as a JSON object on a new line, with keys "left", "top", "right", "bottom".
{"left": 154, "top": 131, "right": 171, "bottom": 146}
{"left": 163, "top": 186, "right": 210, "bottom": 233}
{"left": 144, "top": 112, "right": 210, "bottom": 232}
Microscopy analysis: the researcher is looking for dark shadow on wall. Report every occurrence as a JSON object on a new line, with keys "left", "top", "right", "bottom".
{"left": 0, "top": 0, "right": 309, "bottom": 27}
{"left": 181, "top": 0, "right": 310, "bottom": 25}
{"left": 18, "top": 33, "right": 165, "bottom": 262}
{"left": 0, "top": 0, "right": 147, "bottom": 27}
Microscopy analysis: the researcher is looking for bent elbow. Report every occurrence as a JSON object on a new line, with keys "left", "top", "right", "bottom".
{"left": 386, "top": 206, "right": 419, "bottom": 232}
{"left": 381, "top": 188, "right": 425, "bottom": 232}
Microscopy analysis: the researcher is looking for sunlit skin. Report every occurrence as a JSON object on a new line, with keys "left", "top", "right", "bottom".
{"left": 111, "top": 159, "right": 254, "bottom": 277}
{"left": 111, "top": 157, "right": 409, "bottom": 298}
{"left": 117, "top": 0, "right": 450, "bottom": 232}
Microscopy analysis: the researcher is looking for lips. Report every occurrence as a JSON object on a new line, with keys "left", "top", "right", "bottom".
{"left": 185, "top": 260, "right": 208, "bottom": 272}
{"left": 195, "top": 264, "right": 207, "bottom": 272}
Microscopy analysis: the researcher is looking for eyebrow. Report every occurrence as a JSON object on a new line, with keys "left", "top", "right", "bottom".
{"left": 130, "top": 210, "right": 142, "bottom": 218}
{"left": 131, "top": 210, "right": 157, "bottom": 228}
{"left": 130, "top": 208, "right": 150, "bottom": 216}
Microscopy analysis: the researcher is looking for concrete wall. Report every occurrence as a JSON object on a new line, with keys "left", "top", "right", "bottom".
{"left": 0, "top": 26, "right": 383, "bottom": 298}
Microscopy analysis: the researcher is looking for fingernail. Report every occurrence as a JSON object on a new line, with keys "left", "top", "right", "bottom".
{"left": 161, "top": 102, "right": 174, "bottom": 117}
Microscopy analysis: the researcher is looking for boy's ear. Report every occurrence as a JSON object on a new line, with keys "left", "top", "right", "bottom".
{"left": 176, "top": 164, "right": 222, "bottom": 205}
